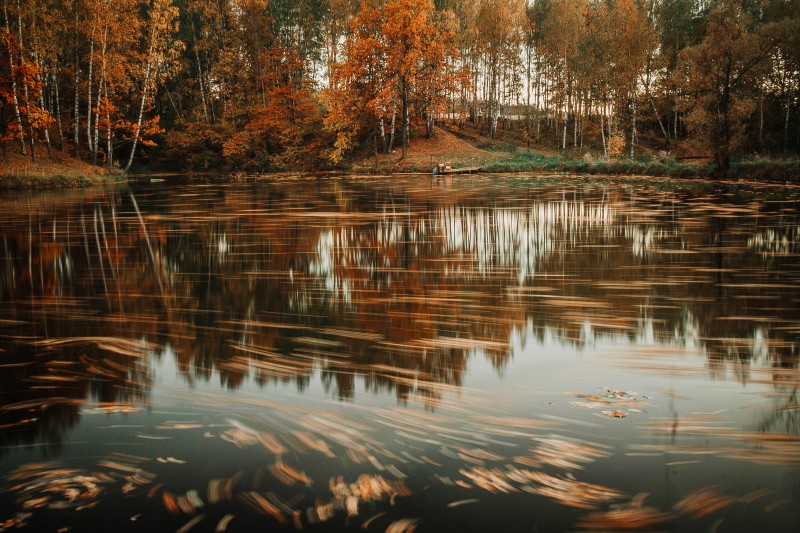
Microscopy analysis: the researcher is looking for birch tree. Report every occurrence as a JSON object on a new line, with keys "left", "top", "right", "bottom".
{"left": 124, "top": 0, "right": 181, "bottom": 173}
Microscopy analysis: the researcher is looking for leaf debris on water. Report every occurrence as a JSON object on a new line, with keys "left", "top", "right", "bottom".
{"left": 214, "top": 514, "right": 235, "bottom": 532}
{"left": 673, "top": 486, "right": 735, "bottom": 519}
{"left": 447, "top": 498, "right": 480, "bottom": 508}
{"left": 574, "top": 503, "right": 673, "bottom": 530}
{"left": 385, "top": 518, "right": 420, "bottom": 533}
{"left": 176, "top": 513, "right": 205, "bottom": 533}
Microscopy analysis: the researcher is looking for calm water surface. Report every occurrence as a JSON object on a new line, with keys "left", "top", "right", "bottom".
{"left": 1, "top": 175, "right": 798, "bottom": 532}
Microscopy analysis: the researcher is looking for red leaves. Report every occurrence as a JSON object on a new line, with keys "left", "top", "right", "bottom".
{"left": 221, "top": 46, "right": 325, "bottom": 171}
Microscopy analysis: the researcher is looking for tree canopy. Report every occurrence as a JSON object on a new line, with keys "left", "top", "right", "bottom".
{"left": 1, "top": 0, "right": 799, "bottom": 175}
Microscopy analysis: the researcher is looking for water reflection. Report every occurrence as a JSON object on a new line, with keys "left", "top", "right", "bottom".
{"left": 1, "top": 177, "right": 799, "bottom": 531}
{"left": 2, "top": 180, "right": 800, "bottom": 404}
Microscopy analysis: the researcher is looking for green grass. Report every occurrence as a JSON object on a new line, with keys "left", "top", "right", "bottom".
{"left": 482, "top": 149, "right": 800, "bottom": 182}
{"left": 484, "top": 150, "right": 712, "bottom": 178}
{"left": 728, "top": 159, "right": 800, "bottom": 182}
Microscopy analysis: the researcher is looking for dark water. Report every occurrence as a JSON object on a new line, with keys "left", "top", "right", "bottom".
{"left": 1, "top": 175, "right": 798, "bottom": 532}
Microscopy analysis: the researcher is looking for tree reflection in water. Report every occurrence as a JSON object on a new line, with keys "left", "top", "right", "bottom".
{"left": 0, "top": 177, "right": 798, "bottom": 531}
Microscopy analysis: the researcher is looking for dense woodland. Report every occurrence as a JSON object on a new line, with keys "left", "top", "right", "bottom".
{"left": 1, "top": 0, "right": 799, "bottom": 175}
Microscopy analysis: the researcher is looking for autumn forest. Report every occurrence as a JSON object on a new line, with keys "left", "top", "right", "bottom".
{"left": 1, "top": 0, "right": 799, "bottom": 175}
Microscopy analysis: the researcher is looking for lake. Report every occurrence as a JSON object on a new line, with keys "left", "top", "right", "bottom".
{"left": 0, "top": 175, "right": 798, "bottom": 532}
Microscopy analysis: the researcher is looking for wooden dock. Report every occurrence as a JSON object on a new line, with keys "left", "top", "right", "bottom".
{"left": 436, "top": 166, "right": 482, "bottom": 175}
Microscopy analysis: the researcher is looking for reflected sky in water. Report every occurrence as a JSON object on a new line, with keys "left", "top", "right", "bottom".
{"left": 0, "top": 176, "right": 798, "bottom": 532}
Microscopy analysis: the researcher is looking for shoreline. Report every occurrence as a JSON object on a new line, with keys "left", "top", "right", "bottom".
{"left": 0, "top": 173, "right": 128, "bottom": 190}
{"left": 3, "top": 155, "right": 799, "bottom": 190}
{"left": 5, "top": 166, "right": 799, "bottom": 190}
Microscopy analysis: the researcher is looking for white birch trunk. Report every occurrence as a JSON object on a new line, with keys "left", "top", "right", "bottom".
{"left": 388, "top": 108, "right": 396, "bottom": 153}
{"left": 73, "top": 48, "right": 80, "bottom": 155}
{"left": 105, "top": 84, "right": 112, "bottom": 170}
{"left": 630, "top": 97, "right": 637, "bottom": 159}
{"left": 54, "top": 69, "right": 65, "bottom": 151}
{"left": 785, "top": 100, "right": 791, "bottom": 153}
{"left": 600, "top": 112, "right": 607, "bottom": 159}
{"left": 3, "top": 1, "right": 25, "bottom": 154}
{"left": 124, "top": 59, "right": 152, "bottom": 173}
{"left": 86, "top": 37, "right": 94, "bottom": 161}
{"left": 650, "top": 96, "right": 667, "bottom": 143}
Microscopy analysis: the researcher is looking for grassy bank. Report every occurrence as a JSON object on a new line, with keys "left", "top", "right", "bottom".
{"left": 481, "top": 146, "right": 800, "bottom": 183}
{"left": 483, "top": 150, "right": 707, "bottom": 178}
{"left": 3, "top": 134, "right": 799, "bottom": 187}
{"left": 0, "top": 151, "right": 125, "bottom": 189}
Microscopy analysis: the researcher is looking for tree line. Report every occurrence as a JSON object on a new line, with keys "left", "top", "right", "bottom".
{"left": 1, "top": 0, "right": 798, "bottom": 175}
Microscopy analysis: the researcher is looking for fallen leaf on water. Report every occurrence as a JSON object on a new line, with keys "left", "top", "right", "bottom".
{"left": 738, "top": 488, "right": 772, "bottom": 504}
{"left": 574, "top": 504, "right": 673, "bottom": 530}
{"left": 361, "top": 511, "right": 386, "bottom": 529}
{"left": 764, "top": 498, "right": 791, "bottom": 513}
{"left": 673, "top": 486, "right": 734, "bottom": 519}
{"left": 135, "top": 433, "right": 171, "bottom": 440}
{"left": 447, "top": 498, "right": 480, "bottom": 508}
{"left": 176, "top": 514, "right": 205, "bottom": 533}
{"left": 240, "top": 491, "right": 288, "bottom": 524}
{"left": 268, "top": 459, "right": 312, "bottom": 486}
{"left": 385, "top": 518, "right": 420, "bottom": 533}
{"left": 162, "top": 490, "right": 180, "bottom": 514}
{"left": 215, "top": 514, "right": 235, "bottom": 532}
{"left": 600, "top": 410, "right": 627, "bottom": 418}
{"left": 155, "top": 422, "right": 204, "bottom": 430}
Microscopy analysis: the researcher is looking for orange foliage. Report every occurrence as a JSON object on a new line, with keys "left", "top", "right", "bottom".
{"left": 324, "top": 0, "right": 461, "bottom": 163}
{"left": 0, "top": 29, "right": 53, "bottom": 160}
{"left": 223, "top": 47, "right": 325, "bottom": 171}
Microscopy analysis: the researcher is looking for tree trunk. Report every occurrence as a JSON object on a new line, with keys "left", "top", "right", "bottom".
{"left": 650, "top": 96, "right": 668, "bottom": 145}
{"left": 33, "top": 54, "right": 52, "bottom": 156}
{"left": 73, "top": 47, "right": 80, "bottom": 156}
{"left": 526, "top": 45, "right": 531, "bottom": 146}
{"left": 426, "top": 112, "right": 433, "bottom": 139}
{"left": 674, "top": 110, "right": 678, "bottom": 140}
{"left": 784, "top": 100, "right": 791, "bottom": 153}
{"left": 388, "top": 107, "right": 396, "bottom": 153}
{"left": 93, "top": 30, "right": 108, "bottom": 165}
{"left": 54, "top": 69, "right": 65, "bottom": 151}
{"left": 372, "top": 123, "right": 378, "bottom": 169}
{"left": 758, "top": 91, "right": 763, "bottom": 149}
{"left": 86, "top": 37, "right": 94, "bottom": 162}
{"left": 400, "top": 81, "right": 408, "bottom": 159}
{"left": 630, "top": 97, "right": 637, "bottom": 159}
{"left": 190, "top": 20, "right": 209, "bottom": 123}
{"left": 105, "top": 84, "right": 112, "bottom": 171}
{"left": 3, "top": 1, "right": 26, "bottom": 155}
{"left": 27, "top": 127, "right": 36, "bottom": 161}
{"left": 124, "top": 59, "right": 152, "bottom": 174}
{"left": 93, "top": 76, "right": 102, "bottom": 164}
{"left": 573, "top": 110, "right": 577, "bottom": 148}
{"left": 600, "top": 112, "right": 607, "bottom": 159}
{"left": 716, "top": 85, "right": 731, "bottom": 176}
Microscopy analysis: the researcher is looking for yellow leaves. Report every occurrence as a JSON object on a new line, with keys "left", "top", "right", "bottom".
{"left": 607, "top": 133, "right": 626, "bottom": 158}
{"left": 327, "top": 131, "right": 356, "bottom": 166}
